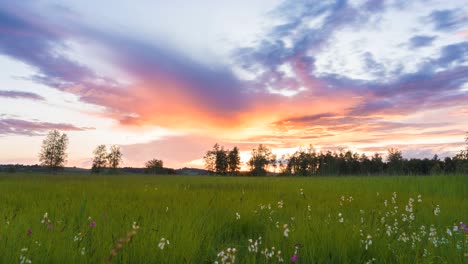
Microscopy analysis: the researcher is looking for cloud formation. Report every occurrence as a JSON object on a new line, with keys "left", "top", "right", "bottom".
{"left": 0, "top": 90, "right": 44, "bottom": 101}
{"left": 0, "top": 0, "right": 467, "bottom": 165}
{"left": 0, "top": 118, "right": 93, "bottom": 136}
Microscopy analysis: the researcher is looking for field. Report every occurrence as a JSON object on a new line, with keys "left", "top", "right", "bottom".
{"left": 0, "top": 174, "right": 467, "bottom": 263}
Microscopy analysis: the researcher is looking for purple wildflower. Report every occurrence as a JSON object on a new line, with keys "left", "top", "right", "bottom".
{"left": 27, "top": 229, "right": 32, "bottom": 236}
{"left": 89, "top": 221, "right": 97, "bottom": 227}
{"left": 48, "top": 224, "right": 54, "bottom": 230}
{"left": 291, "top": 254, "right": 298, "bottom": 263}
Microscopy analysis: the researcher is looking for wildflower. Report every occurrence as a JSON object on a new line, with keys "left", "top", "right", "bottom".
{"left": 299, "top": 188, "right": 304, "bottom": 196}
{"left": 417, "top": 195, "right": 422, "bottom": 203}
{"left": 158, "top": 237, "right": 170, "bottom": 250}
{"left": 276, "top": 250, "right": 284, "bottom": 262}
{"left": 27, "top": 229, "right": 32, "bottom": 236}
{"left": 364, "top": 235, "right": 372, "bottom": 250}
{"left": 283, "top": 224, "right": 290, "bottom": 237}
{"left": 132, "top": 221, "right": 140, "bottom": 230}
{"left": 41, "top": 212, "right": 51, "bottom": 225}
{"left": 277, "top": 200, "right": 284, "bottom": 209}
{"left": 19, "top": 248, "right": 31, "bottom": 264}
{"left": 48, "top": 224, "right": 53, "bottom": 230}
{"left": 216, "top": 247, "right": 236, "bottom": 264}
{"left": 338, "top": 213, "right": 344, "bottom": 223}
{"left": 433, "top": 205, "right": 440, "bottom": 216}
{"left": 80, "top": 247, "right": 86, "bottom": 256}
{"left": 447, "top": 228, "right": 452, "bottom": 236}
{"left": 89, "top": 221, "right": 97, "bottom": 227}
{"left": 291, "top": 243, "right": 301, "bottom": 263}
{"left": 401, "top": 214, "right": 408, "bottom": 222}
{"left": 247, "top": 237, "right": 262, "bottom": 253}
{"left": 235, "top": 212, "right": 240, "bottom": 220}
{"left": 73, "top": 233, "right": 82, "bottom": 242}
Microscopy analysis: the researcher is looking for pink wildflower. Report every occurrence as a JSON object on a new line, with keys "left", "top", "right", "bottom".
{"left": 291, "top": 254, "right": 298, "bottom": 263}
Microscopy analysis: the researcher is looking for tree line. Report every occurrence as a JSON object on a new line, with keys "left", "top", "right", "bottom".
{"left": 204, "top": 133, "right": 468, "bottom": 176}
{"left": 8, "top": 129, "right": 468, "bottom": 176}
{"left": 35, "top": 130, "right": 166, "bottom": 174}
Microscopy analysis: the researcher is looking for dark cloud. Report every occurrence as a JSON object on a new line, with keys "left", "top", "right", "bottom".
{"left": 0, "top": 90, "right": 44, "bottom": 101}
{"left": 0, "top": 118, "right": 93, "bottom": 136}
{"left": 409, "top": 35, "right": 436, "bottom": 48}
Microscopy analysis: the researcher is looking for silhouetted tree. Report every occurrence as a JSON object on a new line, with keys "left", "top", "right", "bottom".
{"left": 92, "top": 145, "right": 107, "bottom": 173}
{"left": 145, "top": 158, "right": 163, "bottom": 174}
{"left": 369, "top": 153, "right": 384, "bottom": 174}
{"left": 203, "top": 143, "right": 231, "bottom": 175}
{"left": 387, "top": 148, "right": 404, "bottom": 174}
{"left": 248, "top": 144, "right": 276, "bottom": 176}
{"left": 39, "top": 130, "right": 68, "bottom": 171}
{"left": 203, "top": 143, "right": 219, "bottom": 173}
{"left": 227, "top": 147, "right": 241, "bottom": 175}
{"left": 107, "top": 145, "right": 122, "bottom": 172}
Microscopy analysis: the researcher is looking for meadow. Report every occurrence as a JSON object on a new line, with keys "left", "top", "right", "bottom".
{"left": 0, "top": 173, "right": 467, "bottom": 263}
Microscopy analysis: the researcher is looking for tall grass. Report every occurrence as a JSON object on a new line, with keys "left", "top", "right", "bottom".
{"left": 0, "top": 173, "right": 466, "bottom": 263}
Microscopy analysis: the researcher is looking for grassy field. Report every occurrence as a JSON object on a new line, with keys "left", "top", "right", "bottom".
{"left": 0, "top": 173, "right": 467, "bottom": 263}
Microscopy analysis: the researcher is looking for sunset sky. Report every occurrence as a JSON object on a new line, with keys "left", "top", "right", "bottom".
{"left": 0, "top": 0, "right": 467, "bottom": 169}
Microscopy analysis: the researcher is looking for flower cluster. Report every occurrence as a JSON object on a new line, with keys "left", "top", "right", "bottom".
{"left": 247, "top": 237, "right": 262, "bottom": 253}
{"left": 158, "top": 237, "right": 170, "bottom": 250}
{"left": 214, "top": 248, "right": 236, "bottom": 264}
{"left": 260, "top": 246, "right": 284, "bottom": 262}
{"left": 277, "top": 200, "right": 284, "bottom": 209}
{"left": 19, "top": 248, "right": 32, "bottom": 264}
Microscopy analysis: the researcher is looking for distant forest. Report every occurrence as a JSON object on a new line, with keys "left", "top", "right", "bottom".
{"left": 1, "top": 131, "right": 467, "bottom": 176}
{"left": 204, "top": 133, "right": 468, "bottom": 176}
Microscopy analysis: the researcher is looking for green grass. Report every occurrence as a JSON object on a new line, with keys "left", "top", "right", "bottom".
{"left": 0, "top": 173, "right": 467, "bottom": 263}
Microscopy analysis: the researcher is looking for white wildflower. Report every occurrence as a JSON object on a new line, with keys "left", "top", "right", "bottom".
{"left": 158, "top": 237, "right": 170, "bottom": 250}
{"left": 283, "top": 224, "right": 290, "bottom": 237}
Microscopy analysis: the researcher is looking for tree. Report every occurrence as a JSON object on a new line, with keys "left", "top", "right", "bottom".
{"left": 107, "top": 145, "right": 122, "bottom": 172}
{"left": 227, "top": 147, "right": 241, "bottom": 175}
{"left": 215, "top": 147, "right": 229, "bottom": 175}
{"left": 248, "top": 144, "right": 276, "bottom": 176}
{"left": 39, "top": 130, "right": 69, "bottom": 171}
{"left": 92, "top": 145, "right": 107, "bottom": 173}
{"left": 387, "top": 148, "right": 404, "bottom": 174}
{"left": 453, "top": 132, "right": 468, "bottom": 173}
{"left": 203, "top": 143, "right": 230, "bottom": 175}
{"left": 203, "top": 143, "right": 219, "bottom": 173}
{"left": 145, "top": 159, "right": 164, "bottom": 174}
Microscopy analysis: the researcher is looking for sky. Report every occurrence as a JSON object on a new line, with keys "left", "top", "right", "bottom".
{"left": 0, "top": 0, "right": 467, "bottom": 169}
